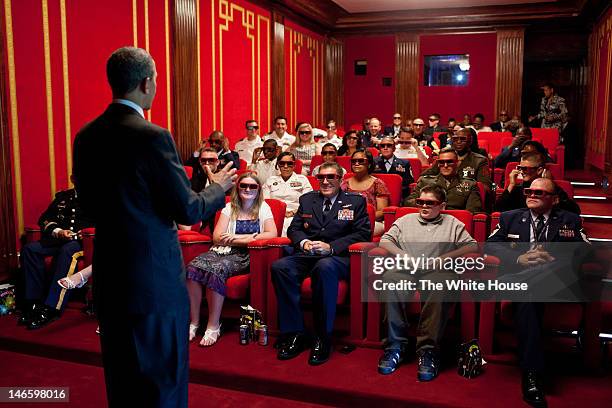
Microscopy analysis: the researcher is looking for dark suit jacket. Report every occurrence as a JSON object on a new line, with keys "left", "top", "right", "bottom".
{"left": 37, "top": 189, "right": 93, "bottom": 247}
{"left": 373, "top": 155, "right": 414, "bottom": 198}
{"left": 73, "top": 103, "right": 226, "bottom": 316}
{"left": 384, "top": 125, "right": 401, "bottom": 137}
{"left": 288, "top": 190, "right": 371, "bottom": 256}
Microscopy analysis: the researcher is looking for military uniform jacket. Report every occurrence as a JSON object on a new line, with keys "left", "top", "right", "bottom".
{"left": 536, "top": 94, "right": 568, "bottom": 129}
{"left": 422, "top": 150, "right": 492, "bottom": 188}
{"left": 373, "top": 155, "right": 414, "bottom": 198}
{"left": 403, "top": 174, "right": 483, "bottom": 213}
{"left": 37, "top": 188, "right": 93, "bottom": 247}
{"left": 288, "top": 190, "right": 371, "bottom": 256}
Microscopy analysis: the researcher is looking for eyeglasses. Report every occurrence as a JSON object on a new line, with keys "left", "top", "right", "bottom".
{"left": 347, "top": 136, "right": 359, "bottom": 141}
{"left": 278, "top": 161, "right": 295, "bottom": 167}
{"left": 327, "top": 125, "right": 336, "bottom": 129}
{"left": 379, "top": 143, "right": 394, "bottom": 148}
{"left": 398, "top": 141, "right": 412, "bottom": 145}
{"left": 428, "top": 118, "right": 438, "bottom": 121}
{"left": 239, "top": 183, "right": 259, "bottom": 190}
{"left": 517, "top": 165, "right": 540, "bottom": 172}
{"left": 322, "top": 151, "right": 336, "bottom": 156}
{"left": 393, "top": 116, "right": 401, "bottom": 120}
{"left": 523, "top": 188, "right": 554, "bottom": 197}
{"left": 246, "top": 125, "right": 259, "bottom": 130}
{"left": 413, "top": 124, "right": 424, "bottom": 127}
{"left": 315, "top": 174, "right": 340, "bottom": 181}
{"left": 451, "top": 136, "right": 468, "bottom": 141}
{"left": 437, "top": 159, "right": 457, "bottom": 166}
{"left": 351, "top": 158, "right": 368, "bottom": 165}
{"left": 314, "top": 135, "right": 324, "bottom": 140}
{"left": 199, "top": 158, "right": 219, "bottom": 164}
{"left": 415, "top": 198, "right": 441, "bottom": 207}
{"left": 298, "top": 130, "right": 312, "bottom": 136}
{"left": 263, "top": 147, "right": 277, "bottom": 153}
{"left": 208, "top": 139, "right": 222, "bottom": 144}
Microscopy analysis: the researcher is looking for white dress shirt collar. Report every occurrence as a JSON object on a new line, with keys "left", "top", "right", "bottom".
{"left": 113, "top": 98, "right": 145, "bottom": 118}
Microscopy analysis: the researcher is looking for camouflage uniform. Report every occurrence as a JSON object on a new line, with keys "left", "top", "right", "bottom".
{"left": 421, "top": 151, "right": 492, "bottom": 189}
{"left": 536, "top": 94, "right": 568, "bottom": 130}
{"left": 403, "top": 174, "right": 483, "bottom": 213}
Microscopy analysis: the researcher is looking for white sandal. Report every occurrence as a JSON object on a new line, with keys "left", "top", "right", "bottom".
{"left": 189, "top": 323, "right": 199, "bottom": 342}
{"left": 199, "top": 324, "right": 222, "bottom": 347}
{"left": 57, "top": 271, "right": 88, "bottom": 290}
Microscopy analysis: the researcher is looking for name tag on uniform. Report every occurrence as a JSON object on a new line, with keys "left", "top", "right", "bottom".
{"left": 337, "top": 209, "right": 354, "bottom": 221}
{"left": 507, "top": 234, "right": 520, "bottom": 239}
{"left": 290, "top": 182, "right": 302, "bottom": 188}
{"left": 559, "top": 226, "right": 575, "bottom": 238}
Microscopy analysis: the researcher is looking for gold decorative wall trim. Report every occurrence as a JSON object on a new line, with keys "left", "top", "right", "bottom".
{"left": 4, "top": 0, "right": 24, "bottom": 234}
{"left": 132, "top": 0, "right": 138, "bottom": 47}
{"left": 60, "top": 0, "right": 72, "bottom": 184}
{"left": 164, "top": 0, "right": 171, "bottom": 132}
{"left": 144, "top": 0, "right": 151, "bottom": 121}
{"left": 42, "top": 0, "right": 57, "bottom": 198}
{"left": 211, "top": 0, "right": 216, "bottom": 129}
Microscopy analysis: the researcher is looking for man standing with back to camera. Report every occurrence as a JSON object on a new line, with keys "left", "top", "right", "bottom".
{"left": 72, "top": 47, "right": 236, "bottom": 407}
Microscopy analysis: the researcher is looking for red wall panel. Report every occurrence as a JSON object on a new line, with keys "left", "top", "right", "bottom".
{"left": 419, "top": 33, "right": 497, "bottom": 124}
{"left": 285, "top": 20, "right": 324, "bottom": 132}
{"left": 201, "top": 0, "right": 271, "bottom": 148}
{"left": 344, "top": 35, "right": 396, "bottom": 129}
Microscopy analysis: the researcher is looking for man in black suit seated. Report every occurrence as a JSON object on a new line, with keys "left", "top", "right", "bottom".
{"left": 486, "top": 178, "right": 589, "bottom": 407}
{"left": 271, "top": 162, "right": 371, "bottom": 365}
{"left": 424, "top": 113, "right": 446, "bottom": 138}
{"left": 494, "top": 127, "right": 533, "bottom": 170}
{"left": 73, "top": 46, "right": 236, "bottom": 408}
{"left": 373, "top": 136, "right": 414, "bottom": 199}
{"left": 495, "top": 152, "right": 580, "bottom": 214}
{"left": 384, "top": 113, "right": 403, "bottom": 137}
{"left": 490, "top": 110, "right": 510, "bottom": 132}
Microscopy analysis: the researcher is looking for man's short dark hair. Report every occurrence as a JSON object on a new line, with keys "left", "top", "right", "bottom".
{"left": 399, "top": 127, "right": 413, "bottom": 135}
{"left": 106, "top": 47, "right": 155, "bottom": 96}
{"left": 542, "top": 82, "right": 555, "bottom": 89}
{"left": 274, "top": 116, "right": 287, "bottom": 124}
{"left": 521, "top": 140, "right": 548, "bottom": 157}
{"left": 430, "top": 113, "right": 441, "bottom": 120}
{"left": 421, "top": 185, "right": 447, "bottom": 203}
{"left": 473, "top": 113, "right": 485, "bottom": 121}
{"left": 448, "top": 117, "right": 456, "bottom": 122}
{"left": 245, "top": 119, "right": 257, "bottom": 127}
{"left": 263, "top": 138, "right": 277, "bottom": 147}
{"left": 321, "top": 143, "right": 337, "bottom": 151}
{"left": 521, "top": 152, "right": 545, "bottom": 167}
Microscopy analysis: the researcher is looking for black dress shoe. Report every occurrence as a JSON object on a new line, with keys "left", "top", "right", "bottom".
{"left": 277, "top": 333, "right": 307, "bottom": 360}
{"left": 308, "top": 336, "right": 331, "bottom": 366}
{"left": 522, "top": 370, "right": 547, "bottom": 408}
{"left": 17, "top": 304, "right": 42, "bottom": 326}
{"left": 27, "top": 306, "right": 59, "bottom": 330}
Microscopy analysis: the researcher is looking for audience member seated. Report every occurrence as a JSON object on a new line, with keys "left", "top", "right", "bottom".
{"left": 494, "top": 127, "right": 533, "bottom": 169}
{"left": 186, "top": 130, "right": 239, "bottom": 171}
{"left": 486, "top": 178, "right": 589, "bottom": 408}
{"left": 312, "top": 143, "right": 346, "bottom": 177}
{"left": 405, "top": 148, "right": 483, "bottom": 213}
{"left": 19, "top": 181, "right": 94, "bottom": 330}
{"left": 58, "top": 264, "right": 91, "bottom": 290}
{"left": 470, "top": 113, "right": 492, "bottom": 133}
{"left": 271, "top": 162, "right": 370, "bottom": 365}
{"left": 263, "top": 152, "right": 313, "bottom": 236}
{"left": 250, "top": 139, "right": 280, "bottom": 181}
{"left": 373, "top": 136, "right": 414, "bottom": 198}
{"left": 367, "top": 117, "right": 384, "bottom": 146}
{"left": 495, "top": 153, "right": 580, "bottom": 214}
{"left": 235, "top": 119, "right": 264, "bottom": 165}
{"left": 424, "top": 113, "right": 446, "bottom": 137}
{"left": 190, "top": 147, "right": 220, "bottom": 193}
{"left": 341, "top": 149, "right": 390, "bottom": 235}
{"left": 521, "top": 140, "right": 554, "bottom": 163}
{"left": 338, "top": 130, "right": 362, "bottom": 156}
{"left": 378, "top": 185, "right": 478, "bottom": 380}
{"left": 412, "top": 117, "right": 438, "bottom": 151}
{"left": 490, "top": 110, "right": 510, "bottom": 132}
{"left": 185, "top": 173, "right": 277, "bottom": 346}
{"left": 263, "top": 115, "right": 295, "bottom": 151}
{"left": 394, "top": 128, "right": 429, "bottom": 166}
{"left": 289, "top": 123, "right": 320, "bottom": 175}
{"left": 461, "top": 113, "right": 472, "bottom": 127}
{"left": 384, "top": 113, "right": 403, "bottom": 137}
{"left": 325, "top": 120, "right": 343, "bottom": 148}
{"left": 437, "top": 127, "right": 454, "bottom": 151}
{"left": 422, "top": 128, "right": 492, "bottom": 190}
{"left": 313, "top": 128, "right": 329, "bottom": 152}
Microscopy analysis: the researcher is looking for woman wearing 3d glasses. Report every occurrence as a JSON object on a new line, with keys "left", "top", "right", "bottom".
{"left": 341, "top": 149, "right": 390, "bottom": 235}
{"left": 185, "top": 173, "right": 277, "bottom": 347}
{"left": 289, "top": 123, "right": 320, "bottom": 175}
{"left": 263, "top": 152, "right": 313, "bottom": 236}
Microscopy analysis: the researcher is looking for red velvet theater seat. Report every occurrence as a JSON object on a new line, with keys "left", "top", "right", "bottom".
{"left": 183, "top": 165, "right": 193, "bottom": 179}
{"left": 478, "top": 131, "right": 513, "bottom": 157}
{"left": 264, "top": 204, "right": 377, "bottom": 341}
{"left": 373, "top": 173, "right": 402, "bottom": 207}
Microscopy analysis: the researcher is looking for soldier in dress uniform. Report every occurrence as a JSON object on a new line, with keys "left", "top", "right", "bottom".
{"left": 421, "top": 128, "right": 491, "bottom": 189}
{"left": 18, "top": 180, "right": 94, "bottom": 330}
{"left": 404, "top": 149, "right": 483, "bottom": 213}
{"left": 271, "top": 162, "right": 371, "bottom": 366}
{"left": 373, "top": 136, "right": 414, "bottom": 198}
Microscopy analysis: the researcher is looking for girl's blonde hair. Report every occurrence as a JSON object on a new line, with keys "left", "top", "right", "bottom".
{"left": 229, "top": 172, "right": 263, "bottom": 220}
{"left": 291, "top": 123, "right": 313, "bottom": 148}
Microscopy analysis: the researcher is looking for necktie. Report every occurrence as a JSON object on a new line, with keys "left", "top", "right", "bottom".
{"left": 385, "top": 160, "right": 392, "bottom": 172}
{"left": 323, "top": 199, "right": 332, "bottom": 216}
{"left": 535, "top": 215, "right": 545, "bottom": 241}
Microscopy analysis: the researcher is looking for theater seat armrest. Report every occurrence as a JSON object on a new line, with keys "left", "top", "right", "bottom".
{"left": 349, "top": 242, "right": 377, "bottom": 254}
{"left": 267, "top": 237, "right": 292, "bottom": 247}
{"left": 178, "top": 233, "right": 212, "bottom": 244}
{"left": 248, "top": 239, "right": 273, "bottom": 249}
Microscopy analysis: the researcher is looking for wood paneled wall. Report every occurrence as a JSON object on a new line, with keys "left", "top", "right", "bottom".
{"left": 173, "top": 0, "right": 199, "bottom": 160}
{"left": 494, "top": 28, "right": 525, "bottom": 118}
{"left": 324, "top": 38, "right": 344, "bottom": 126}
{"left": 395, "top": 33, "right": 419, "bottom": 120}
{"left": 271, "top": 12, "right": 285, "bottom": 120}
